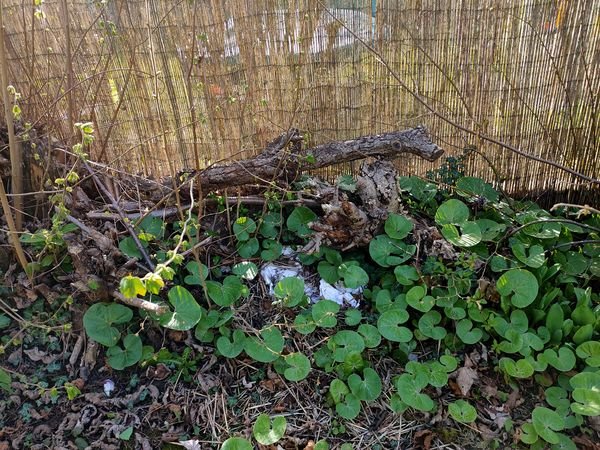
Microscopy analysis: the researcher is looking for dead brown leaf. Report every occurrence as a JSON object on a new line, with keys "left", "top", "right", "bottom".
{"left": 413, "top": 429, "right": 434, "bottom": 449}
{"left": 24, "top": 347, "right": 59, "bottom": 364}
{"left": 456, "top": 366, "right": 478, "bottom": 396}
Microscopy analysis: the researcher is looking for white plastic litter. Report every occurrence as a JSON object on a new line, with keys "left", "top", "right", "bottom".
{"left": 319, "top": 279, "right": 361, "bottom": 308}
{"left": 260, "top": 250, "right": 362, "bottom": 307}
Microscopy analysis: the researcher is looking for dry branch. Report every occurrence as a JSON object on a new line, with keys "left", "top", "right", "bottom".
{"left": 196, "top": 126, "right": 443, "bottom": 192}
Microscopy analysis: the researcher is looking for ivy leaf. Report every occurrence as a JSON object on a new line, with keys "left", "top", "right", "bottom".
{"left": 158, "top": 286, "right": 203, "bottom": 330}
{"left": 252, "top": 414, "right": 286, "bottom": 445}
{"left": 83, "top": 303, "right": 133, "bottom": 347}
{"left": 496, "top": 269, "right": 539, "bottom": 308}
{"left": 106, "top": 334, "right": 142, "bottom": 370}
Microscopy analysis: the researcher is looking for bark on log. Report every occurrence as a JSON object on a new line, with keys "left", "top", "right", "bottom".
{"left": 197, "top": 126, "right": 443, "bottom": 191}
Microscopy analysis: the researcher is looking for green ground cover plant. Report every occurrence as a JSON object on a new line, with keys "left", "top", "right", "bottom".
{"left": 4, "top": 167, "right": 599, "bottom": 449}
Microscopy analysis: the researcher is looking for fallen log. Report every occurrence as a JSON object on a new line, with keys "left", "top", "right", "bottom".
{"left": 195, "top": 126, "right": 443, "bottom": 191}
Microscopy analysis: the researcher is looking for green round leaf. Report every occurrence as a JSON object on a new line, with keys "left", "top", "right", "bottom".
{"left": 274, "top": 277, "right": 305, "bottom": 307}
{"left": 344, "top": 308, "right": 362, "bottom": 326}
{"left": 406, "top": 285, "right": 434, "bottom": 312}
{"left": 347, "top": 368, "right": 382, "bottom": 402}
{"left": 83, "top": 303, "right": 133, "bottom": 347}
{"left": 237, "top": 237, "right": 259, "bottom": 258}
{"left": 312, "top": 299, "right": 340, "bottom": 328}
{"left": 369, "top": 235, "right": 416, "bottom": 267}
{"left": 233, "top": 216, "right": 257, "bottom": 241}
{"left": 435, "top": 199, "right": 470, "bottom": 225}
{"left": 329, "top": 330, "right": 365, "bottom": 362}
{"left": 158, "top": 286, "right": 202, "bottom": 330}
{"left": 118, "top": 236, "right": 143, "bottom": 259}
{"left": 418, "top": 311, "right": 447, "bottom": 340}
{"left": 476, "top": 219, "right": 506, "bottom": 241}
{"left": 357, "top": 323, "right": 382, "bottom": 348}
{"left": 496, "top": 269, "right": 539, "bottom": 308}
{"left": 284, "top": 352, "right": 311, "bottom": 381}
{"left": 378, "top": 310, "right": 413, "bottom": 343}
{"left": 287, "top": 206, "right": 317, "bottom": 237}
{"left": 532, "top": 407, "right": 564, "bottom": 444}
{"left": 539, "top": 347, "right": 576, "bottom": 372}
{"left": 441, "top": 222, "right": 482, "bottom": 248}
{"left": 384, "top": 213, "right": 413, "bottom": 240}
{"left": 448, "top": 400, "right": 477, "bottom": 423}
{"left": 106, "top": 334, "right": 142, "bottom": 370}
{"left": 244, "top": 326, "right": 284, "bottom": 363}
{"left": 394, "top": 265, "right": 419, "bottom": 286}
{"left": 220, "top": 437, "right": 253, "bottom": 450}
{"left": 456, "top": 177, "right": 499, "bottom": 202}
{"left": 184, "top": 261, "right": 209, "bottom": 285}
{"left": 232, "top": 261, "right": 259, "bottom": 280}
{"left": 293, "top": 312, "right": 317, "bottom": 335}
{"left": 217, "top": 330, "right": 246, "bottom": 358}
{"left": 499, "top": 357, "right": 534, "bottom": 379}
{"left": 455, "top": 319, "right": 482, "bottom": 345}
{"left": 576, "top": 341, "right": 600, "bottom": 367}
{"left": 206, "top": 276, "right": 244, "bottom": 307}
{"left": 336, "top": 392, "right": 361, "bottom": 419}
{"left": 512, "top": 242, "right": 546, "bottom": 268}
{"left": 339, "top": 264, "right": 369, "bottom": 289}
{"left": 252, "top": 414, "right": 286, "bottom": 445}
{"left": 261, "top": 239, "right": 283, "bottom": 261}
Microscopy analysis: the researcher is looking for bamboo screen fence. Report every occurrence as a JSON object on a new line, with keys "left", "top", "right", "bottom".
{"left": 0, "top": 0, "right": 598, "bottom": 204}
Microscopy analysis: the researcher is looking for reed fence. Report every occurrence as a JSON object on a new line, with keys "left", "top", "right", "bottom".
{"left": 0, "top": 0, "right": 598, "bottom": 205}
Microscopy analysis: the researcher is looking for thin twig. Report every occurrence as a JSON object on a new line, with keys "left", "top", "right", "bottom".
{"left": 82, "top": 160, "right": 155, "bottom": 270}
{"left": 111, "top": 290, "right": 168, "bottom": 314}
